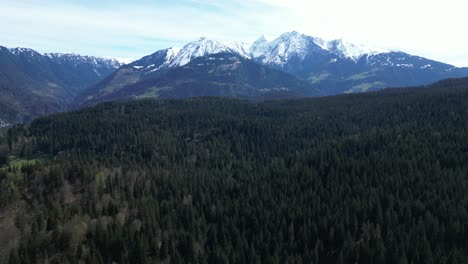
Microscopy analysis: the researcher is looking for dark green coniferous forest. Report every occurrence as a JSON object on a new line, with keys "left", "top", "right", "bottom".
{"left": 0, "top": 78, "right": 467, "bottom": 263}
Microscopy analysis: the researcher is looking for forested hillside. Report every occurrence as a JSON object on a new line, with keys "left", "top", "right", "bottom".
{"left": 0, "top": 78, "right": 467, "bottom": 263}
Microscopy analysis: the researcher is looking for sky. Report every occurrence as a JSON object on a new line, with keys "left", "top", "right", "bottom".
{"left": 1, "top": 0, "right": 468, "bottom": 66}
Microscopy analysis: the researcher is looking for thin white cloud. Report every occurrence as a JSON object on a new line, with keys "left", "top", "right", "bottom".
{"left": 0, "top": 0, "right": 467, "bottom": 66}
{"left": 0, "top": 0, "right": 261, "bottom": 58}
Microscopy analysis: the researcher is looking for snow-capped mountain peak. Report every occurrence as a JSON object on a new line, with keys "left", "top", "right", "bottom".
{"left": 9, "top": 47, "right": 42, "bottom": 57}
{"left": 250, "top": 31, "right": 325, "bottom": 65}
{"left": 167, "top": 47, "right": 181, "bottom": 57}
{"left": 167, "top": 37, "right": 250, "bottom": 68}
{"left": 254, "top": 35, "right": 268, "bottom": 44}
{"left": 250, "top": 36, "right": 269, "bottom": 58}
{"left": 127, "top": 39, "right": 250, "bottom": 74}
{"left": 324, "top": 39, "right": 389, "bottom": 61}
{"left": 127, "top": 32, "right": 394, "bottom": 75}
{"left": 44, "top": 53, "right": 122, "bottom": 68}
{"left": 5, "top": 47, "right": 123, "bottom": 69}
{"left": 110, "top": 57, "right": 135, "bottom": 65}
{"left": 129, "top": 47, "right": 181, "bottom": 72}
{"left": 249, "top": 31, "right": 390, "bottom": 64}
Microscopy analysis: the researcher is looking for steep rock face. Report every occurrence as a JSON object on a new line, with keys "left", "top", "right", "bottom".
{"left": 0, "top": 46, "right": 121, "bottom": 122}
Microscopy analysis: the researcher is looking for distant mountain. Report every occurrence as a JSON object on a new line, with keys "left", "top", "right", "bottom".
{"left": 44, "top": 52, "right": 121, "bottom": 92}
{"left": 167, "top": 37, "right": 250, "bottom": 68}
{"left": 82, "top": 38, "right": 253, "bottom": 100}
{"left": 79, "top": 53, "right": 320, "bottom": 105}
{"left": 0, "top": 46, "right": 121, "bottom": 123}
{"left": 250, "top": 32, "right": 388, "bottom": 66}
{"left": 3, "top": 32, "right": 467, "bottom": 120}
{"left": 249, "top": 31, "right": 468, "bottom": 94}
{"left": 82, "top": 31, "right": 468, "bottom": 106}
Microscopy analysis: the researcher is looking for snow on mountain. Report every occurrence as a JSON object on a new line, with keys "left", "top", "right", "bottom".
{"left": 166, "top": 47, "right": 181, "bottom": 57}
{"left": 250, "top": 31, "right": 389, "bottom": 64}
{"left": 130, "top": 38, "right": 251, "bottom": 73}
{"left": 152, "top": 47, "right": 180, "bottom": 70}
{"left": 83, "top": 31, "right": 468, "bottom": 102}
{"left": 250, "top": 31, "right": 326, "bottom": 65}
{"left": 130, "top": 47, "right": 181, "bottom": 72}
{"left": 120, "top": 32, "right": 419, "bottom": 78}
{"left": 128, "top": 32, "right": 392, "bottom": 74}
{"left": 249, "top": 35, "right": 268, "bottom": 57}
{"left": 8, "top": 47, "right": 42, "bottom": 57}
{"left": 323, "top": 39, "right": 390, "bottom": 61}
{"left": 7, "top": 48, "right": 122, "bottom": 68}
{"left": 45, "top": 53, "right": 122, "bottom": 68}
{"left": 110, "top": 57, "right": 135, "bottom": 65}
{"left": 249, "top": 31, "right": 389, "bottom": 64}
{"left": 167, "top": 37, "right": 250, "bottom": 68}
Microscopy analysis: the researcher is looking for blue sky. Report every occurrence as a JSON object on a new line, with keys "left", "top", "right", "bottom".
{"left": 1, "top": 0, "right": 468, "bottom": 66}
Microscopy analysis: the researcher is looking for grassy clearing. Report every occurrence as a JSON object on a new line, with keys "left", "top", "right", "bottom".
{"left": 7, "top": 153, "right": 50, "bottom": 169}
{"left": 346, "top": 71, "right": 374, "bottom": 81}
{"left": 308, "top": 72, "right": 331, "bottom": 83}
{"left": 345, "top": 81, "right": 386, "bottom": 93}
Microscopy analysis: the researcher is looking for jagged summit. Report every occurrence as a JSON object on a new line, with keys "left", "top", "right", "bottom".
{"left": 323, "top": 39, "right": 390, "bottom": 61}
{"left": 129, "top": 38, "right": 250, "bottom": 72}
{"left": 44, "top": 53, "right": 122, "bottom": 68}
{"left": 254, "top": 35, "right": 268, "bottom": 43}
{"left": 8, "top": 47, "right": 43, "bottom": 57}
{"left": 81, "top": 30, "right": 467, "bottom": 105}
{"left": 167, "top": 37, "right": 250, "bottom": 67}
{"left": 250, "top": 31, "right": 389, "bottom": 63}
{"left": 128, "top": 32, "right": 393, "bottom": 73}
{"left": 250, "top": 31, "right": 326, "bottom": 65}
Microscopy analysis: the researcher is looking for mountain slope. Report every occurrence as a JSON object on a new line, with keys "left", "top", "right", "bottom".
{"left": 0, "top": 46, "right": 121, "bottom": 123}
{"left": 80, "top": 53, "right": 320, "bottom": 105}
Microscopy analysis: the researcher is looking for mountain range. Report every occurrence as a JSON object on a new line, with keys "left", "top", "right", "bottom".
{"left": 2, "top": 31, "right": 468, "bottom": 123}
{"left": 79, "top": 31, "right": 468, "bottom": 106}
{"left": 0, "top": 46, "right": 121, "bottom": 124}
{"left": 250, "top": 32, "right": 468, "bottom": 94}
{"left": 77, "top": 52, "right": 321, "bottom": 105}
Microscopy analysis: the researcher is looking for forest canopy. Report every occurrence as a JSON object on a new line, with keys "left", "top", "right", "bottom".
{"left": 1, "top": 79, "right": 468, "bottom": 263}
